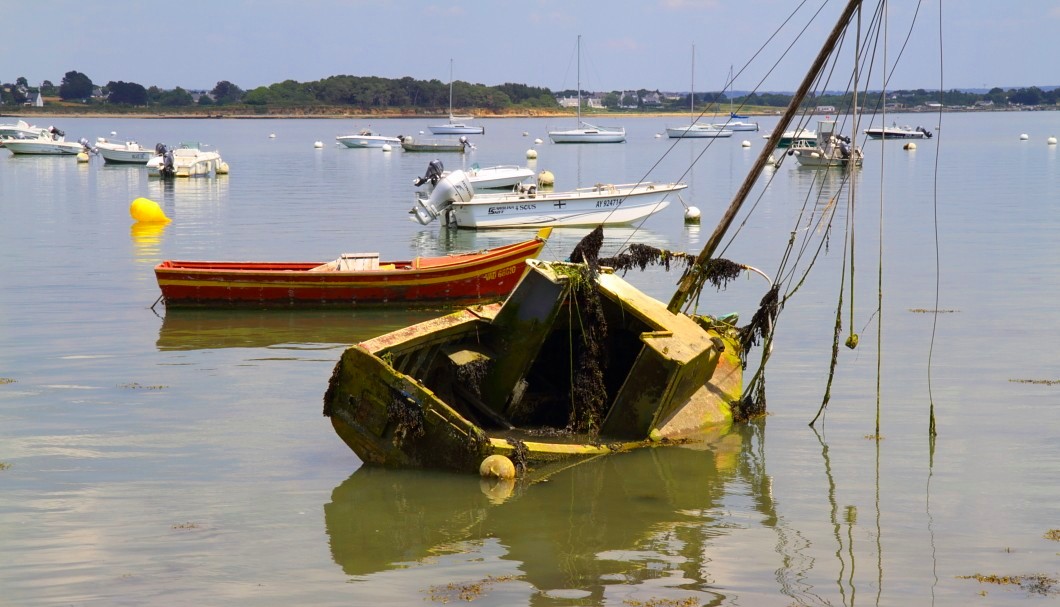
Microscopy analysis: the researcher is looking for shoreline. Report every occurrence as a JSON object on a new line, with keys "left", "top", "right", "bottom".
{"left": 2, "top": 107, "right": 1048, "bottom": 120}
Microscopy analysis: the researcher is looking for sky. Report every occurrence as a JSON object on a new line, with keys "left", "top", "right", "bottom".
{"left": 3, "top": 1, "right": 1058, "bottom": 96}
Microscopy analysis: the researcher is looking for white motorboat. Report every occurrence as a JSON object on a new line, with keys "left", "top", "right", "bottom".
{"left": 413, "top": 161, "right": 532, "bottom": 191}
{"left": 146, "top": 142, "right": 228, "bottom": 178}
{"left": 790, "top": 119, "right": 862, "bottom": 168}
{"left": 548, "top": 36, "right": 625, "bottom": 144}
{"left": 666, "top": 123, "right": 734, "bottom": 139}
{"left": 94, "top": 139, "right": 158, "bottom": 164}
{"left": 336, "top": 129, "right": 401, "bottom": 148}
{"left": 2, "top": 127, "right": 88, "bottom": 155}
{"left": 713, "top": 113, "right": 760, "bottom": 132}
{"left": 428, "top": 60, "right": 485, "bottom": 135}
{"left": 864, "top": 122, "right": 932, "bottom": 139}
{"left": 409, "top": 165, "right": 684, "bottom": 229}
{"left": 770, "top": 127, "right": 817, "bottom": 148}
{"left": 0, "top": 119, "right": 47, "bottom": 142}
{"left": 464, "top": 164, "right": 534, "bottom": 189}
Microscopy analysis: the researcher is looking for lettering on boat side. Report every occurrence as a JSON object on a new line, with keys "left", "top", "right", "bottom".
{"left": 596, "top": 198, "right": 623, "bottom": 208}
{"left": 481, "top": 265, "right": 520, "bottom": 281}
{"left": 487, "top": 204, "right": 537, "bottom": 215}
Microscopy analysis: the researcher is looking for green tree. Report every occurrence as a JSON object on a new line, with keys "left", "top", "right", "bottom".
{"left": 16, "top": 76, "right": 28, "bottom": 88}
{"left": 105, "top": 81, "right": 148, "bottom": 105}
{"left": 210, "top": 80, "right": 244, "bottom": 104}
{"left": 158, "top": 87, "right": 193, "bottom": 107}
{"left": 59, "top": 70, "right": 94, "bottom": 100}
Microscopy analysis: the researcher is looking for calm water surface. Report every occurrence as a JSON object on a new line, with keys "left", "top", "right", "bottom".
{"left": 1, "top": 112, "right": 1058, "bottom": 605}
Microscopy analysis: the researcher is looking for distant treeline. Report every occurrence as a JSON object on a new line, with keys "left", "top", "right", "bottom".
{"left": 2, "top": 70, "right": 1057, "bottom": 112}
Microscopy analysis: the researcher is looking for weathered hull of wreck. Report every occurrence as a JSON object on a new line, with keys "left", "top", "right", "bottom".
{"left": 323, "top": 261, "right": 743, "bottom": 474}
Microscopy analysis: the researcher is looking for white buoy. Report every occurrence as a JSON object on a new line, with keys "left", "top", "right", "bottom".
{"left": 216, "top": 162, "right": 229, "bottom": 175}
{"left": 904, "top": 142, "right": 917, "bottom": 150}
{"left": 741, "top": 140, "right": 751, "bottom": 147}
{"left": 526, "top": 148, "right": 538, "bottom": 159}
{"left": 522, "top": 131, "right": 529, "bottom": 136}
{"left": 1048, "top": 136, "right": 1057, "bottom": 145}
{"left": 1020, "top": 133, "right": 1030, "bottom": 141}
{"left": 382, "top": 143, "right": 392, "bottom": 152}
{"left": 419, "top": 130, "right": 425, "bottom": 135}
{"left": 269, "top": 133, "right": 276, "bottom": 138}
{"left": 534, "top": 138, "right": 543, "bottom": 145}
{"left": 313, "top": 141, "right": 323, "bottom": 148}
{"left": 767, "top": 154, "right": 778, "bottom": 166}
{"left": 655, "top": 133, "right": 662, "bottom": 138}
{"left": 110, "top": 131, "right": 117, "bottom": 136}
{"left": 684, "top": 206, "right": 701, "bottom": 224}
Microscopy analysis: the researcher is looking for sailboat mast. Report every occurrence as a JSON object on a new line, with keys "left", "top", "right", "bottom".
{"left": 448, "top": 58, "right": 454, "bottom": 119}
{"left": 576, "top": 35, "right": 582, "bottom": 125}
{"left": 668, "top": 0, "right": 865, "bottom": 312}
{"left": 690, "top": 44, "right": 695, "bottom": 124}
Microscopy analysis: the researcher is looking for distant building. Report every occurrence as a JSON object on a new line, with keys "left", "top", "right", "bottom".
{"left": 33, "top": 91, "right": 43, "bottom": 107}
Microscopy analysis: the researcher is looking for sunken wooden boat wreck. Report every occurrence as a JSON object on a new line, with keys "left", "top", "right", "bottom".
{"left": 323, "top": 0, "right": 865, "bottom": 475}
{"left": 324, "top": 254, "right": 747, "bottom": 473}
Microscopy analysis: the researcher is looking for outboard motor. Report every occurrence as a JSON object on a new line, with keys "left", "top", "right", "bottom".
{"left": 409, "top": 169, "right": 474, "bottom": 225}
{"left": 155, "top": 143, "right": 168, "bottom": 156}
{"left": 78, "top": 137, "right": 91, "bottom": 151}
{"left": 160, "top": 149, "right": 176, "bottom": 178}
{"left": 917, "top": 126, "right": 933, "bottom": 138}
{"left": 412, "top": 159, "right": 445, "bottom": 188}
{"left": 839, "top": 142, "right": 851, "bottom": 158}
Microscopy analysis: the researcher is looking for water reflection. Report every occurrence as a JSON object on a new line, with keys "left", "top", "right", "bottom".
{"left": 130, "top": 221, "right": 168, "bottom": 264}
{"left": 156, "top": 307, "right": 446, "bottom": 350}
{"left": 324, "top": 423, "right": 777, "bottom": 604}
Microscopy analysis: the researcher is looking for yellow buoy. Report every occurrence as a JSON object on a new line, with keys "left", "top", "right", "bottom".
{"left": 526, "top": 148, "right": 538, "bottom": 159}
{"left": 537, "top": 170, "right": 555, "bottom": 187}
{"left": 129, "top": 197, "right": 171, "bottom": 223}
{"left": 76, "top": 151, "right": 90, "bottom": 163}
{"left": 479, "top": 454, "right": 516, "bottom": 480}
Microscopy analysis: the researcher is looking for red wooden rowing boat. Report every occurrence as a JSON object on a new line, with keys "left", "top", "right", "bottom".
{"left": 155, "top": 228, "right": 551, "bottom": 307}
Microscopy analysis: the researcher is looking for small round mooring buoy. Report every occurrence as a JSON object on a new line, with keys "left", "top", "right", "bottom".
{"left": 903, "top": 142, "right": 917, "bottom": 151}
{"left": 313, "top": 141, "right": 324, "bottom": 149}
{"left": 480, "top": 455, "right": 516, "bottom": 480}
{"left": 526, "top": 148, "right": 538, "bottom": 159}
{"left": 655, "top": 133, "right": 662, "bottom": 138}
{"left": 537, "top": 170, "right": 555, "bottom": 187}
{"left": 1020, "top": 133, "right": 1030, "bottom": 141}
{"left": 741, "top": 140, "right": 751, "bottom": 148}
{"left": 76, "top": 151, "right": 90, "bottom": 163}
{"left": 522, "top": 131, "right": 529, "bottom": 137}
{"left": 216, "top": 162, "right": 229, "bottom": 175}
{"left": 534, "top": 138, "right": 543, "bottom": 145}
{"left": 382, "top": 143, "right": 392, "bottom": 152}
{"left": 684, "top": 206, "right": 701, "bottom": 224}
{"left": 1048, "top": 136, "right": 1057, "bottom": 145}
{"left": 268, "top": 133, "right": 276, "bottom": 139}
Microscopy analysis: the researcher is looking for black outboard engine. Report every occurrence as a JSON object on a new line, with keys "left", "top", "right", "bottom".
{"left": 155, "top": 143, "right": 168, "bottom": 156}
{"left": 839, "top": 142, "right": 851, "bottom": 158}
{"left": 161, "top": 149, "right": 176, "bottom": 178}
{"left": 916, "top": 126, "right": 933, "bottom": 138}
{"left": 413, "top": 159, "right": 445, "bottom": 187}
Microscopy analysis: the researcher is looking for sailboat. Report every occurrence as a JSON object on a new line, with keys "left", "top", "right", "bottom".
{"left": 667, "top": 44, "right": 734, "bottom": 139}
{"left": 428, "top": 59, "right": 485, "bottom": 135}
{"left": 323, "top": 0, "right": 874, "bottom": 475}
{"left": 548, "top": 36, "right": 626, "bottom": 144}
{"left": 712, "top": 65, "right": 760, "bottom": 132}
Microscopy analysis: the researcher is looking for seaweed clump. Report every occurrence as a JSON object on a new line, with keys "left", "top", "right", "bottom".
{"left": 387, "top": 392, "right": 426, "bottom": 447}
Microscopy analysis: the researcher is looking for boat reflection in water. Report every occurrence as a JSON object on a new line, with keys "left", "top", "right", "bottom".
{"left": 156, "top": 307, "right": 446, "bottom": 351}
{"left": 324, "top": 423, "right": 779, "bottom": 604}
